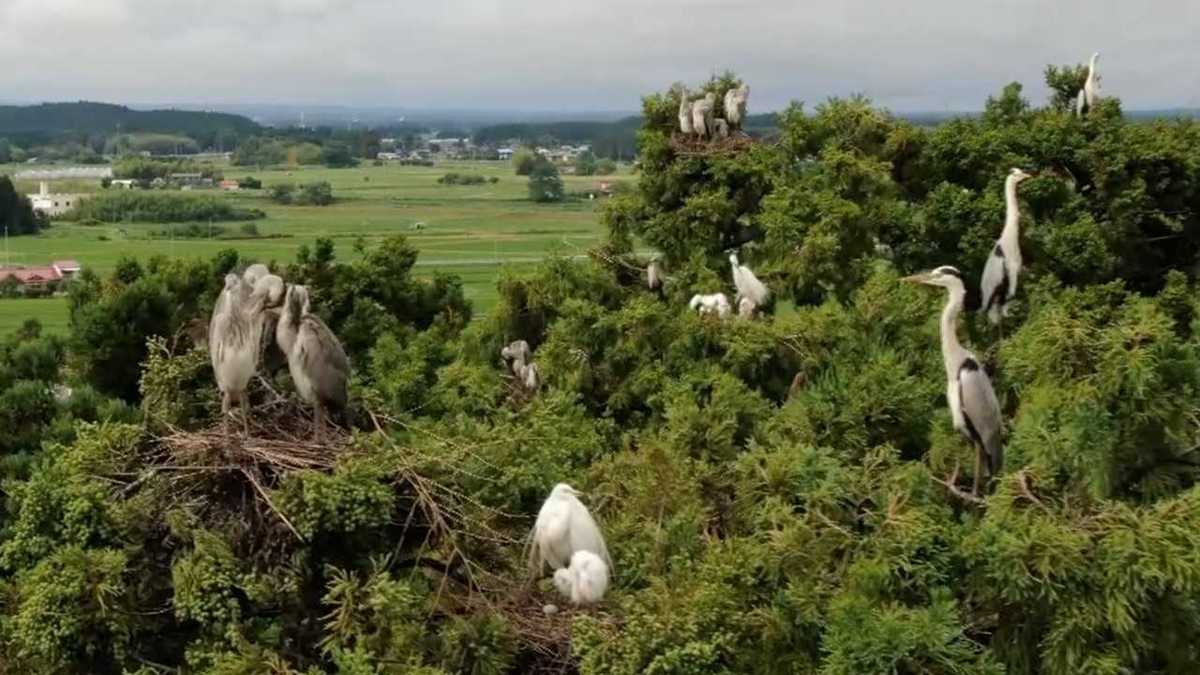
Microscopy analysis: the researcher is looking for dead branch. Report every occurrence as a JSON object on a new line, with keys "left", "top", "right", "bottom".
{"left": 933, "top": 462, "right": 986, "bottom": 507}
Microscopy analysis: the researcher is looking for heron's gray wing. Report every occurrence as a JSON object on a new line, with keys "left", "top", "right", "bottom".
{"left": 980, "top": 245, "right": 1007, "bottom": 312}
{"left": 300, "top": 315, "right": 350, "bottom": 408}
{"left": 958, "top": 358, "right": 1003, "bottom": 475}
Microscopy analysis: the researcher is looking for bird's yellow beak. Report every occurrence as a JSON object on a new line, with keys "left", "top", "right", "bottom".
{"left": 901, "top": 272, "right": 932, "bottom": 285}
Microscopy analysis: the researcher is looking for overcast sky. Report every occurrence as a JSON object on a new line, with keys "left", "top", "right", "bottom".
{"left": 1, "top": 0, "right": 1197, "bottom": 113}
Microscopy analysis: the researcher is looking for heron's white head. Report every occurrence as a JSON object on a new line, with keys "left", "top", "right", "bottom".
{"left": 223, "top": 273, "right": 241, "bottom": 292}
{"left": 729, "top": 252, "right": 740, "bottom": 267}
{"left": 550, "top": 483, "right": 582, "bottom": 499}
{"left": 251, "top": 274, "right": 286, "bottom": 308}
{"left": 286, "top": 284, "right": 311, "bottom": 317}
{"left": 901, "top": 265, "right": 966, "bottom": 291}
{"left": 1090, "top": 52, "right": 1100, "bottom": 65}
{"left": 553, "top": 567, "right": 574, "bottom": 597}
{"left": 243, "top": 263, "right": 270, "bottom": 287}
{"left": 1008, "top": 167, "right": 1034, "bottom": 184}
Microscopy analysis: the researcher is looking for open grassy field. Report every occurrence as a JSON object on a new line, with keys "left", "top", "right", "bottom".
{"left": 0, "top": 159, "right": 631, "bottom": 334}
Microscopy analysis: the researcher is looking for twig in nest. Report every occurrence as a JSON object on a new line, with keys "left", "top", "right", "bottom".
{"left": 1014, "top": 470, "right": 1048, "bottom": 511}
{"left": 240, "top": 466, "right": 304, "bottom": 541}
{"left": 933, "top": 462, "right": 985, "bottom": 506}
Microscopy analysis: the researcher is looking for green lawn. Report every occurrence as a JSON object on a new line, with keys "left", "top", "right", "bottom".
{"left": 0, "top": 160, "right": 629, "bottom": 334}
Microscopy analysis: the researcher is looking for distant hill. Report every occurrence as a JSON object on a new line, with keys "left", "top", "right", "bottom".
{"left": 0, "top": 101, "right": 260, "bottom": 145}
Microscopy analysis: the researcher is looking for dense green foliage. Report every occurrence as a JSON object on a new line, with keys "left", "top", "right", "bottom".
{"left": 0, "top": 66, "right": 1198, "bottom": 674}
{"left": 528, "top": 160, "right": 565, "bottom": 202}
{"left": 270, "top": 181, "right": 335, "bottom": 206}
{"left": 0, "top": 101, "right": 259, "bottom": 147}
{"left": 0, "top": 175, "right": 45, "bottom": 235}
{"left": 112, "top": 157, "right": 207, "bottom": 181}
{"left": 67, "top": 191, "right": 265, "bottom": 224}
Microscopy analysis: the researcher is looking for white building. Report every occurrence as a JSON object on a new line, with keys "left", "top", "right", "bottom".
{"left": 110, "top": 179, "right": 137, "bottom": 189}
{"left": 28, "top": 182, "right": 85, "bottom": 217}
{"left": 497, "top": 148, "right": 514, "bottom": 160}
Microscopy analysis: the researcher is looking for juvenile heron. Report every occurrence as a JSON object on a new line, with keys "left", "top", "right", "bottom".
{"left": 980, "top": 168, "right": 1033, "bottom": 327}
{"left": 554, "top": 550, "right": 609, "bottom": 605}
{"left": 529, "top": 483, "right": 611, "bottom": 578}
{"left": 724, "top": 83, "right": 749, "bottom": 129}
{"left": 904, "top": 266, "right": 1003, "bottom": 496}
{"left": 691, "top": 92, "right": 716, "bottom": 139}
{"left": 689, "top": 293, "right": 731, "bottom": 318}
{"left": 678, "top": 88, "right": 694, "bottom": 135}
{"left": 209, "top": 274, "right": 273, "bottom": 434}
{"left": 276, "top": 285, "right": 349, "bottom": 441}
{"left": 647, "top": 260, "right": 664, "bottom": 293}
{"left": 1075, "top": 52, "right": 1100, "bottom": 116}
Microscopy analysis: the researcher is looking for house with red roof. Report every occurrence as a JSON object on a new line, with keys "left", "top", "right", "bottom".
{"left": 0, "top": 259, "right": 82, "bottom": 290}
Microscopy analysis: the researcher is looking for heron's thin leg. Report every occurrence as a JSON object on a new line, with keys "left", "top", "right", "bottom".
{"left": 221, "top": 391, "right": 231, "bottom": 434}
{"left": 240, "top": 396, "right": 249, "bottom": 436}
{"left": 313, "top": 404, "right": 324, "bottom": 442}
{"left": 972, "top": 446, "right": 983, "bottom": 497}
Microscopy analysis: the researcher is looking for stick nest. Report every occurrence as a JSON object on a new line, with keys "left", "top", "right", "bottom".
{"left": 670, "top": 131, "right": 759, "bottom": 158}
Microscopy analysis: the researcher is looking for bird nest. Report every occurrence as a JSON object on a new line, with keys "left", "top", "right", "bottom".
{"left": 670, "top": 132, "right": 759, "bottom": 158}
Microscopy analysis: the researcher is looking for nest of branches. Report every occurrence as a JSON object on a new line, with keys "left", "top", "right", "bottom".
{"left": 670, "top": 131, "right": 759, "bottom": 158}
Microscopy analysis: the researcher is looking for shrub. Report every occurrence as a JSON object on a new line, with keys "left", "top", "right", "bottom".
{"left": 238, "top": 176, "right": 262, "bottom": 190}
{"left": 527, "top": 159, "right": 564, "bottom": 202}
{"left": 296, "top": 181, "right": 334, "bottom": 206}
{"left": 66, "top": 191, "right": 263, "bottom": 224}
{"left": 437, "top": 172, "right": 487, "bottom": 185}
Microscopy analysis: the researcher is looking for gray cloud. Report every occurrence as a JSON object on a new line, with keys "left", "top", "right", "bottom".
{"left": 1, "top": 0, "right": 1197, "bottom": 112}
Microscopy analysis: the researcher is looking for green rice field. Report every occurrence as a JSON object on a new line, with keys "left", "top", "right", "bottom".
{"left": 0, "top": 159, "right": 631, "bottom": 334}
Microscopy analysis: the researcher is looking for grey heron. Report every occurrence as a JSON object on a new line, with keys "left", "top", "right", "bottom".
{"left": 501, "top": 340, "right": 540, "bottom": 392}
{"left": 553, "top": 550, "right": 610, "bottom": 605}
{"left": 647, "top": 260, "right": 664, "bottom": 294}
{"left": 691, "top": 93, "right": 716, "bottom": 140}
{"left": 689, "top": 293, "right": 731, "bottom": 318}
{"left": 1074, "top": 52, "right": 1100, "bottom": 116}
{"left": 980, "top": 168, "right": 1033, "bottom": 326}
{"left": 276, "top": 285, "right": 349, "bottom": 441}
{"left": 724, "top": 84, "right": 749, "bottom": 129}
{"left": 209, "top": 274, "right": 274, "bottom": 434}
{"left": 529, "top": 483, "right": 611, "bottom": 578}
{"left": 904, "top": 266, "right": 1003, "bottom": 496}
{"left": 678, "top": 88, "right": 694, "bottom": 135}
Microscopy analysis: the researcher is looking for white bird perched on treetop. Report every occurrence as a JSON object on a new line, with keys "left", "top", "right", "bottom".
{"left": 904, "top": 266, "right": 1003, "bottom": 496}
{"left": 729, "top": 252, "right": 769, "bottom": 309}
{"left": 689, "top": 292, "right": 731, "bottom": 318}
{"left": 209, "top": 274, "right": 277, "bottom": 434}
{"left": 529, "top": 483, "right": 611, "bottom": 578}
{"left": 691, "top": 92, "right": 716, "bottom": 139}
{"left": 980, "top": 168, "right": 1034, "bottom": 326}
{"left": 724, "top": 84, "right": 749, "bottom": 129}
{"left": 501, "top": 339, "right": 531, "bottom": 365}
{"left": 554, "top": 550, "right": 610, "bottom": 605}
{"left": 276, "top": 285, "right": 349, "bottom": 441}
{"left": 677, "top": 88, "right": 694, "bottom": 136}
{"left": 1075, "top": 52, "right": 1100, "bottom": 117}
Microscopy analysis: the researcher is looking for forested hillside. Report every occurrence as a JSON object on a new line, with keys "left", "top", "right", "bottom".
{"left": 0, "top": 63, "right": 1198, "bottom": 674}
{"left": 0, "top": 101, "right": 260, "bottom": 147}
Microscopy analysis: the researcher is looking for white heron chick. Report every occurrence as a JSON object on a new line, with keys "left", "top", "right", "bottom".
{"left": 691, "top": 93, "right": 716, "bottom": 139}
{"left": 1075, "top": 52, "right": 1100, "bottom": 116}
{"left": 553, "top": 550, "right": 610, "bottom": 605}
{"left": 647, "top": 260, "right": 664, "bottom": 293}
{"left": 689, "top": 293, "right": 731, "bottom": 318}
{"left": 209, "top": 274, "right": 271, "bottom": 434}
{"left": 276, "top": 285, "right": 350, "bottom": 441}
{"left": 529, "top": 483, "right": 611, "bottom": 577}
{"left": 677, "top": 88, "right": 694, "bottom": 135}
{"left": 729, "top": 252, "right": 769, "bottom": 309}
{"left": 724, "top": 84, "right": 749, "bottom": 129}
{"left": 980, "top": 168, "right": 1033, "bottom": 326}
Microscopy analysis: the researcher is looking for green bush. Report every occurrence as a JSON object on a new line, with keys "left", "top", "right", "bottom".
{"left": 67, "top": 191, "right": 263, "bottom": 224}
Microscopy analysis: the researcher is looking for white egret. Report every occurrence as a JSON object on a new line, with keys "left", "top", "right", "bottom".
{"left": 689, "top": 293, "right": 731, "bottom": 318}
{"left": 729, "top": 252, "right": 769, "bottom": 311}
{"left": 1075, "top": 52, "right": 1100, "bottom": 116}
{"left": 529, "top": 483, "right": 611, "bottom": 577}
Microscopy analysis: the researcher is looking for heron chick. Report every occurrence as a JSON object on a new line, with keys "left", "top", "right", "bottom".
{"left": 276, "top": 285, "right": 349, "bottom": 441}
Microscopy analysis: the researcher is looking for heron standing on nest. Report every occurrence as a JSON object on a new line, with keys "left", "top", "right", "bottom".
{"left": 209, "top": 274, "right": 279, "bottom": 434}
{"left": 276, "top": 285, "right": 349, "bottom": 441}
{"left": 529, "top": 483, "right": 612, "bottom": 578}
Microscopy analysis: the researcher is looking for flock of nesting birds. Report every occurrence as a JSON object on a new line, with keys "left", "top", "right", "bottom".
{"left": 208, "top": 264, "right": 349, "bottom": 439}
{"left": 209, "top": 56, "right": 1103, "bottom": 608}
{"left": 526, "top": 54, "right": 1107, "bottom": 609}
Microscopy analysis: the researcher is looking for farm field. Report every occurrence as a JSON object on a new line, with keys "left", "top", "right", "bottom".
{"left": 0, "top": 159, "right": 631, "bottom": 333}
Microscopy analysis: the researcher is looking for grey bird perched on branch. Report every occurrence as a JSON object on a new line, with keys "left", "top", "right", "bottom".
{"left": 980, "top": 168, "right": 1034, "bottom": 328}
{"left": 904, "top": 266, "right": 1003, "bottom": 496}
{"left": 678, "top": 88, "right": 694, "bottom": 135}
{"left": 276, "top": 285, "right": 349, "bottom": 441}
{"left": 501, "top": 340, "right": 541, "bottom": 391}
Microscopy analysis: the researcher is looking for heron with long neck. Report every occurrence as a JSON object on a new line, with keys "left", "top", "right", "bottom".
{"left": 980, "top": 168, "right": 1033, "bottom": 327}
{"left": 678, "top": 88, "right": 694, "bottom": 136}
{"left": 277, "top": 285, "right": 349, "bottom": 441}
{"left": 905, "top": 266, "right": 1003, "bottom": 496}
{"left": 210, "top": 274, "right": 279, "bottom": 434}
{"left": 1075, "top": 52, "right": 1100, "bottom": 116}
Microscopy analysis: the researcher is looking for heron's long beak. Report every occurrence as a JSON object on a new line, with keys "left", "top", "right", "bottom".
{"left": 901, "top": 272, "right": 932, "bottom": 285}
